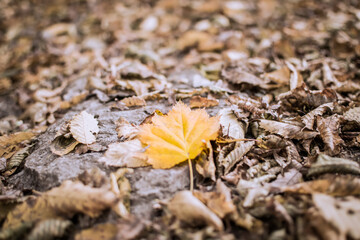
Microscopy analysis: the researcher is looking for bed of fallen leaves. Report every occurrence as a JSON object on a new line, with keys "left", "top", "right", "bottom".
{"left": 1, "top": 0, "right": 360, "bottom": 239}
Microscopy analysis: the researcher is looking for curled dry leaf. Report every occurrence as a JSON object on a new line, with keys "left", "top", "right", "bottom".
{"left": 115, "top": 117, "right": 138, "bottom": 140}
{"left": 221, "top": 66, "right": 267, "bottom": 87}
{"left": 227, "top": 95, "right": 264, "bottom": 117}
{"left": 4, "top": 144, "right": 34, "bottom": 176}
{"left": 343, "top": 107, "right": 360, "bottom": 124}
{"left": 120, "top": 96, "right": 146, "bottom": 107}
{"left": 195, "top": 141, "right": 216, "bottom": 181}
{"left": 0, "top": 131, "right": 35, "bottom": 158}
{"left": 282, "top": 175, "right": 360, "bottom": 196}
{"left": 138, "top": 102, "right": 219, "bottom": 169}
{"left": 285, "top": 61, "right": 304, "bottom": 90}
{"left": 99, "top": 139, "right": 149, "bottom": 168}
{"left": 27, "top": 219, "right": 72, "bottom": 240}
{"left": 189, "top": 95, "right": 219, "bottom": 109}
{"left": 70, "top": 111, "right": 99, "bottom": 144}
{"left": 301, "top": 102, "right": 334, "bottom": 130}
{"left": 317, "top": 115, "right": 344, "bottom": 155}
{"left": 50, "top": 136, "right": 79, "bottom": 156}
{"left": 278, "top": 84, "right": 337, "bottom": 111}
{"left": 74, "top": 223, "right": 118, "bottom": 240}
{"left": 33, "top": 80, "right": 68, "bottom": 103}
{"left": 3, "top": 180, "right": 118, "bottom": 229}
{"left": 313, "top": 194, "right": 360, "bottom": 240}
{"left": 219, "top": 108, "right": 247, "bottom": 139}
{"left": 219, "top": 141, "right": 255, "bottom": 175}
{"left": 258, "top": 119, "right": 318, "bottom": 140}
{"left": 308, "top": 154, "right": 360, "bottom": 177}
{"left": 194, "top": 180, "right": 236, "bottom": 219}
{"left": 167, "top": 191, "right": 224, "bottom": 231}
{"left": 264, "top": 66, "right": 290, "bottom": 85}
{"left": 177, "top": 30, "right": 224, "bottom": 52}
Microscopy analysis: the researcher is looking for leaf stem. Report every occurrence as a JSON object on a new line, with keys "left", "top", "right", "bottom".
{"left": 188, "top": 158, "right": 194, "bottom": 192}
{"left": 216, "top": 138, "right": 259, "bottom": 144}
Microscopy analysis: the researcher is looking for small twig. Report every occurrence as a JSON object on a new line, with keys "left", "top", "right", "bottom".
{"left": 216, "top": 138, "right": 259, "bottom": 144}
{"left": 188, "top": 158, "right": 194, "bottom": 192}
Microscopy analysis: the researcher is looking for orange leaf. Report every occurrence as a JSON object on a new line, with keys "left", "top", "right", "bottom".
{"left": 138, "top": 102, "right": 219, "bottom": 169}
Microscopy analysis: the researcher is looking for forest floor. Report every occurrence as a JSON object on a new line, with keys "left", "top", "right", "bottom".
{"left": 0, "top": 0, "right": 360, "bottom": 239}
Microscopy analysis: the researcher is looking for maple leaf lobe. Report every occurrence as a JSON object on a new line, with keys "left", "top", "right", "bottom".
{"left": 138, "top": 102, "right": 219, "bottom": 169}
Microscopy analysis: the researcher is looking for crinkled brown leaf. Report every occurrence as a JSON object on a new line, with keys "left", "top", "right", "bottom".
{"left": 308, "top": 154, "right": 360, "bottom": 177}
{"left": 317, "top": 115, "right": 344, "bottom": 155}
{"left": 189, "top": 96, "right": 219, "bottom": 108}
{"left": 219, "top": 141, "right": 255, "bottom": 175}
{"left": 168, "top": 191, "right": 224, "bottom": 231}
{"left": 282, "top": 175, "right": 360, "bottom": 196}
{"left": 3, "top": 180, "right": 118, "bottom": 229}
{"left": 313, "top": 194, "right": 360, "bottom": 240}
{"left": 115, "top": 117, "right": 138, "bottom": 141}
{"left": 258, "top": 119, "right": 318, "bottom": 140}
{"left": 219, "top": 108, "right": 247, "bottom": 139}
{"left": 301, "top": 102, "right": 334, "bottom": 130}
{"left": 99, "top": 140, "right": 149, "bottom": 168}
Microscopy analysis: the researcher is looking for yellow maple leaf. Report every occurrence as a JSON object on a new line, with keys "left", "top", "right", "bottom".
{"left": 138, "top": 102, "right": 219, "bottom": 169}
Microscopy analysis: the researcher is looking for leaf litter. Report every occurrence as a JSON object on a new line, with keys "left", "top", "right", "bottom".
{"left": 0, "top": 0, "right": 360, "bottom": 239}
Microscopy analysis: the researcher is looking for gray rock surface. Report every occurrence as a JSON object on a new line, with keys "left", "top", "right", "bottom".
{"left": 8, "top": 98, "right": 190, "bottom": 218}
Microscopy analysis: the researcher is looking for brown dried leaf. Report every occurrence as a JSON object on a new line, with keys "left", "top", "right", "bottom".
{"left": 301, "top": 102, "right": 334, "bottom": 130}
{"left": 278, "top": 84, "right": 337, "bottom": 111}
{"left": 343, "top": 107, "right": 360, "bottom": 124}
{"left": 222, "top": 66, "right": 267, "bottom": 86}
{"left": 264, "top": 66, "right": 290, "bottom": 85}
{"left": 282, "top": 175, "right": 360, "bottom": 196}
{"left": 189, "top": 96, "right": 219, "bottom": 108}
{"left": 0, "top": 131, "right": 35, "bottom": 158}
{"left": 195, "top": 142, "right": 216, "bottom": 181}
{"left": 317, "top": 115, "right": 344, "bottom": 155}
{"left": 220, "top": 141, "right": 255, "bottom": 175}
{"left": 194, "top": 180, "right": 236, "bottom": 219}
{"left": 74, "top": 223, "right": 118, "bottom": 240}
{"left": 177, "top": 30, "right": 223, "bottom": 52}
{"left": 168, "top": 191, "right": 224, "bottom": 231}
{"left": 258, "top": 119, "right": 318, "bottom": 140}
{"left": 3, "top": 180, "right": 118, "bottom": 229}
{"left": 313, "top": 194, "right": 360, "bottom": 240}
{"left": 286, "top": 61, "right": 304, "bottom": 90}
{"left": 50, "top": 136, "right": 79, "bottom": 156}
{"left": 115, "top": 117, "right": 138, "bottom": 140}
{"left": 99, "top": 140, "right": 149, "bottom": 168}
{"left": 308, "top": 154, "right": 360, "bottom": 177}
{"left": 120, "top": 96, "right": 146, "bottom": 107}
{"left": 219, "top": 108, "right": 247, "bottom": 139}
{"left": 269, "top": 168, "right": 303, "bottom": 189}
{"left": 27, "top": 219, "right": 72, "bottom": 240}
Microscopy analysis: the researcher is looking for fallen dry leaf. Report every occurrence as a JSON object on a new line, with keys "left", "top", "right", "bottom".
{"left": 282, "top": 175, "right": 360, "bottom": 196}
{"left": 219, "top": 107, "right": 247, "bottom": 139}
{"left": 189, "top": 95, "right": 219, "bottom": 109}
{"left": 3, "top": 180, "right": 118, "bottom": 229}
{"left": 308, "top": 154, "right": 360, "bottom": 177}
{"left": 75, "top": 223, "right": 118, "bottom": 240}
{"left": 313, "top": 193, "right": 360, "bottom": 240}
{"left": 115, "top": 117, "right": 139, "bottom": 141}
{"left": 99, "top": 140, "right": 149, "bottom": 168}
{"left": 258, "top": 119, "right": 318, "bottom": 140}
{"left": 168, "top": 191, "right": 224, "bottom": 231}
{"left": 120, "top": 96, "right": 146, "bottom": 107}
{"left": 70, "top": 111, "right": 99, "bottom": 144}
{"left": 264, "top": 66, "right": 290, "bottom": 85}
{"left": 138, "top": 102, "right": 219, "bottom": 169}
